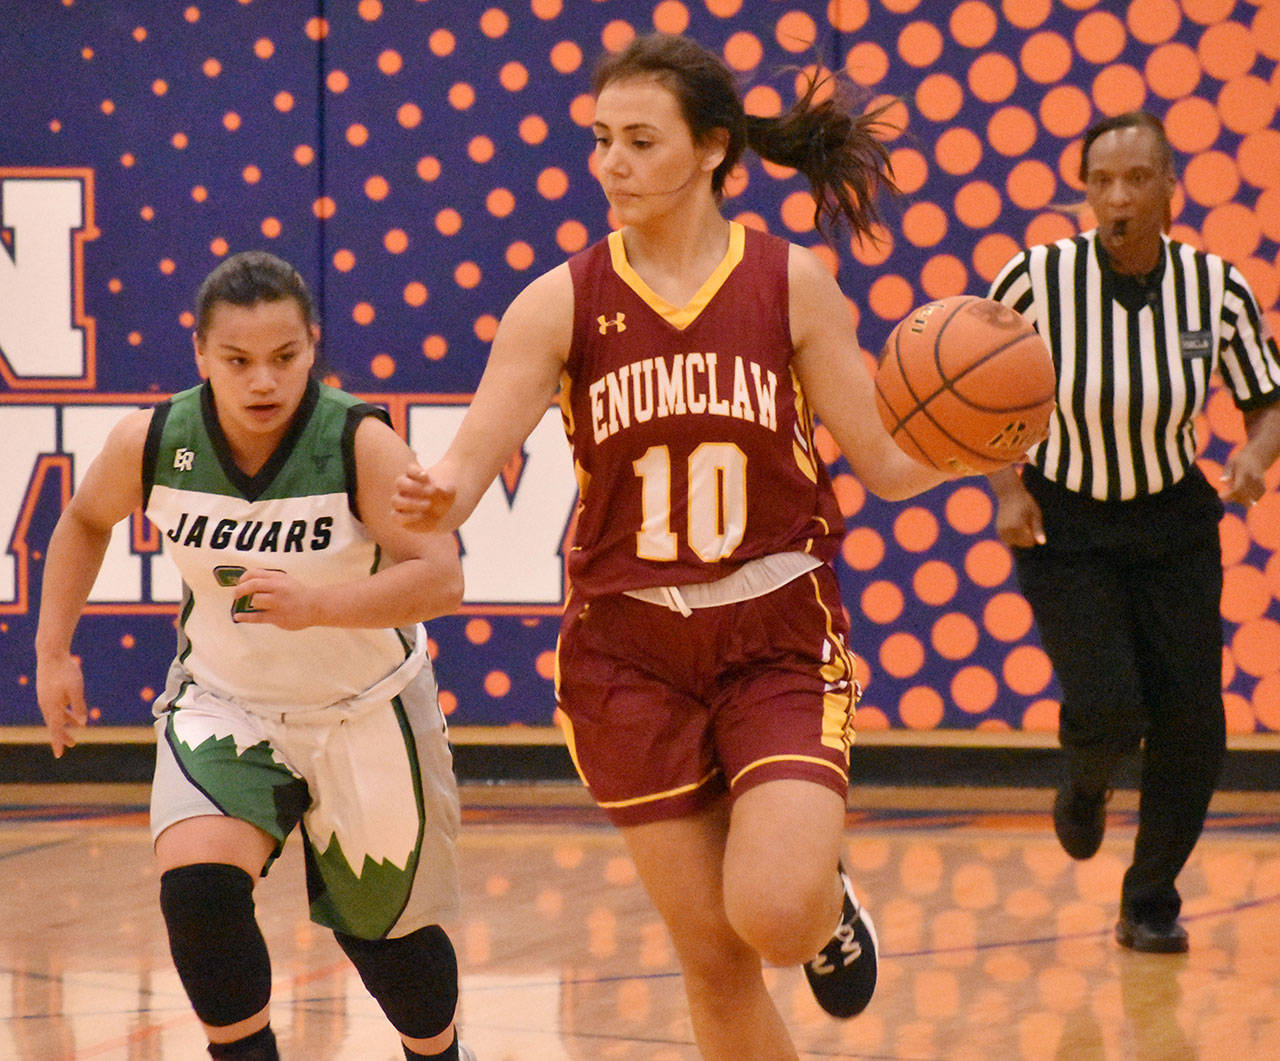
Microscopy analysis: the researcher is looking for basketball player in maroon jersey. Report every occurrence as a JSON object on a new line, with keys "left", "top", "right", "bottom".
{"left": 396, "top": 34, "right": 953, "bottom": 1058}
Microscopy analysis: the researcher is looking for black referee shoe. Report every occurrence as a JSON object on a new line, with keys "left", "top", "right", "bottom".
{"left": 803, "top": 864, "right": 878, "bottom": 1018}
{"left": 1052, "top": 785, "right": 1108, "bottom": 860}
{"left": 1116, "top": 913, "right": 1189, "bottom": 954}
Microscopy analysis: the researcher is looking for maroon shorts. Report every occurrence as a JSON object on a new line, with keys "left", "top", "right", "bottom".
{"left": 554, "top": 564, "right": 860, "bottom": 827}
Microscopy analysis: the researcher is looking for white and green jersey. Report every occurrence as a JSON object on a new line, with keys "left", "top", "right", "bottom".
{"left": 144, "top": 379, "right": 421, "bottom": 713}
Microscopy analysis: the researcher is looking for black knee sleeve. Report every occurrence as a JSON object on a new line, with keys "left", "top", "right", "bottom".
{"left": 207, "top": 1024, "right": 279, "bottom": 1059}
{"left": 159, "top": 863, "right": 271, "bottom": 1029}
{"left": 335, "top": 924, "right": 458, "bottom": 1040}
{"left": 403, "top": 1034, "right": 459, "bottom": 1061}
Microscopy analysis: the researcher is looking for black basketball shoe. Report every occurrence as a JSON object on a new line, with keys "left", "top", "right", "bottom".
{"left": 803, "top": 864, "right": 879, "bottom": 1018}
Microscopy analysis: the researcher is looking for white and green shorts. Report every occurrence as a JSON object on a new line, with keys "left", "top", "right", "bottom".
{"left": 150, "top": 661, "right": 461, "bottom": 940}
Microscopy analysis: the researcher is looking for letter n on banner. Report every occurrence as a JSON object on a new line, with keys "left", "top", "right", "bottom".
{"left": 0, "top": 169, "right": 98, "bottom": 388}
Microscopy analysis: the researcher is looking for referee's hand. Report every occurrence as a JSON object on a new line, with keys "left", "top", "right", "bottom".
{"left": 988, "top": 468, "right": 1046, "bottom": 549}
{"left": 1219, "top": 450, "right": 1267, "bottom": 507}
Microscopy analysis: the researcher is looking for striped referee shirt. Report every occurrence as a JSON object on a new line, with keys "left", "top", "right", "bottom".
{"left": 989, "top": 230, "right": 1280, "bottom": 501}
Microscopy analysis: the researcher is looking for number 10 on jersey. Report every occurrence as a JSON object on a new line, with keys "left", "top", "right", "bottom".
{"left": 633, "top": 442, "right": 747, "bottom": 563}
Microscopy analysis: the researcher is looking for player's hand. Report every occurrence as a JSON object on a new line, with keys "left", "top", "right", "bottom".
{"left": 392, "top": 460, "right": 458, "bottom": 532}
{"left": 36, "top": 653, "right": 89, "bottom": 758}
{"left": 231, "top": 568, "right": 320, "bottom": 629}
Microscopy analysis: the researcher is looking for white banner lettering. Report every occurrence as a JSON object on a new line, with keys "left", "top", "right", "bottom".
{"left": 0, "top": 177, "right": 91, "bottom": 379}
{"left": 0, "top": 407, "right": 58, "bottom": 602}
{"left": 407, "top": 404, "right": 577, "bottom": 605}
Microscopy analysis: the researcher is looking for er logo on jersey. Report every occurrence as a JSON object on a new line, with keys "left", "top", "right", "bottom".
{"left": 173, "top": 448, "right": 195, "bottom": 471}
{"left": 598, "top": 312, "right": 626, "bottom": 334}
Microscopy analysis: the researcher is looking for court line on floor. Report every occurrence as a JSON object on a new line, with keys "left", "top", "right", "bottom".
{"left": 885, "top": 888, "right": 1280, "bottom": 960}
{"left": 0, "top": 838, "right": 78, "bottom": 861}
{"left": 8, "top": 801, "right": 1279, "bottom": 831}
{"left": 11, "top": 884, "right": 1273, "bottom": 1061}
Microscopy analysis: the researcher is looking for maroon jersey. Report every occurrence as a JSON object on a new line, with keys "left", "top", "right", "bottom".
{"left": 562, "top": 222, "right": 845, "bottom": 597}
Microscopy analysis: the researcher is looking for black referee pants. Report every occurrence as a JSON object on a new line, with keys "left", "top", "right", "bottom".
{"left": 1014, "top": 472, "right": 1227, "bottom": 925}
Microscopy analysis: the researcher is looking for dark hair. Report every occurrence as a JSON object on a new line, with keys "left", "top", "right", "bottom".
{"left": 1079, "top": 111, "right": 1174, "bottom": 181}
{"left": 194, "top": 250, "right": 317, "bottom": 338}
{"left": 591, "top": 33, "right": 899, "bottom": 242}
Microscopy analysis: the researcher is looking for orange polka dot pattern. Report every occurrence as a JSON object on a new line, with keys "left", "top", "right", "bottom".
{"left": 2, "top": 1, "right": 1277, "bottom": 733}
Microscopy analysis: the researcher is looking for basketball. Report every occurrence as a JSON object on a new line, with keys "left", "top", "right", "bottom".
{"left": 874, "top": 295, "right": 1056, "bottom": 475}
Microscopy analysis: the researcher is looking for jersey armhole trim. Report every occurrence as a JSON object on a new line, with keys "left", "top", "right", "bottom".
{"left": 141, "top": 400, "right": 173, "bottom": 509}
{"left": 342, "top": 403, "right": 392, "bottom": 520}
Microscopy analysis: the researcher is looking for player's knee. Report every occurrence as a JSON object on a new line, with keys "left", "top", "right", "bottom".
{"left": 159, "top": 863, "right": 271, "bottom": 1029}
{"left": 727, "top": 882, "right": 831, "bottom": 965}
{"left": 335, "top": 924, "right": 458, "bottom": 1040}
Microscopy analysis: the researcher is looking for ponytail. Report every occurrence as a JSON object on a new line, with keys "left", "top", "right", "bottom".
{"left": 745, "top": 72, "right": 900, "bottom": 241}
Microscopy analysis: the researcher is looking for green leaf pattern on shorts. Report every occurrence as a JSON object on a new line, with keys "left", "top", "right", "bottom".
{"left": 306, "top": 832, "right": 417, "bottom": 937}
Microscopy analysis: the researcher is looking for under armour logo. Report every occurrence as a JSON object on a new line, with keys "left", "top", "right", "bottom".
{"left": 173, "top": 448, "right": 195, "bottom": 471}
{"left": 598, "top": 312, "right": 626, "bottom": 334}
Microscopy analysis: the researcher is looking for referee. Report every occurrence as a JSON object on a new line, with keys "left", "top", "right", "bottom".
{"left": 986, "top": 111, "right": 1280, "bottom": 954}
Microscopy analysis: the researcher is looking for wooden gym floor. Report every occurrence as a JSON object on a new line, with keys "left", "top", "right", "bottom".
{"left": 2, "top": 782, "right": 1278, "bottom": 1060}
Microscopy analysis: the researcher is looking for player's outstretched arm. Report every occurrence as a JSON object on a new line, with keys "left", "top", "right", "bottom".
{"left": 393, "top": 264, "right": 574, "bottom": 533}
{"left": 35, "top": 410, "right": 149, "bottom": 756}
{"left": 787, "top": 246, "right": 950, "bottom": 501}
{"left": 235, "top": 415, "right": 465, "bottom": 630}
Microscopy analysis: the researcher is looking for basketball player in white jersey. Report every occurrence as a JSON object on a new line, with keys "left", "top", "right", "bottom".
{"left": 36, "top": 251, "right": 474, "bottom": 1061}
